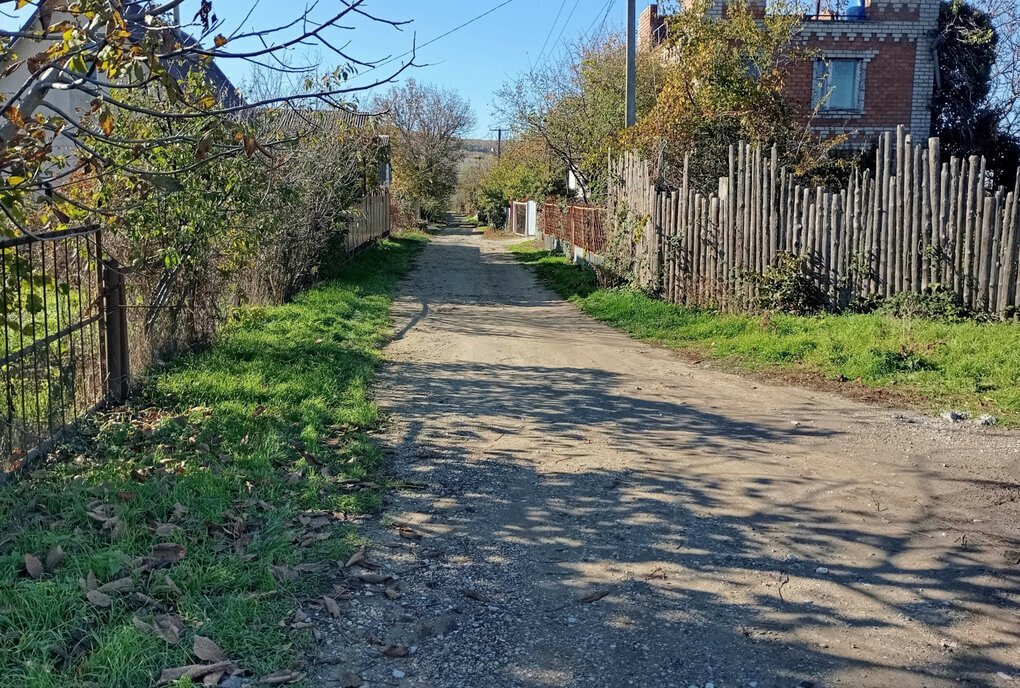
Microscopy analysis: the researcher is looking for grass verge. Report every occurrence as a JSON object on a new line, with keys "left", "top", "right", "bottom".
{"left": 0, "top": 233, "right": 427, "bottom": 688}
{"left": 511, "top": 240, "right": 1020, "bottom": 425}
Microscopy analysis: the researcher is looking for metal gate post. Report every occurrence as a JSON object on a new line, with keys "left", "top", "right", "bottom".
{"left": 102, "top": 259, "right": 130, "bottom": 403}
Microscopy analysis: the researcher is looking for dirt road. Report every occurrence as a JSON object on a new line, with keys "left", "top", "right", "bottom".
{"left": 312, "top": 222, "right": 1020, "bottom": 688}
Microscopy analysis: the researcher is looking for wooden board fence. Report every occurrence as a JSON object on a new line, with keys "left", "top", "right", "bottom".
{"left": 608, "top": 126, "right": 1020, "bottom": 316}
{"left": 345, "top": 188, "right": 391, "bottom": 253}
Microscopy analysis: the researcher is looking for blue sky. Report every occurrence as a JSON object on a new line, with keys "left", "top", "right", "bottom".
{"left": 1, "top": 1, "right": 627, "bottom": 138}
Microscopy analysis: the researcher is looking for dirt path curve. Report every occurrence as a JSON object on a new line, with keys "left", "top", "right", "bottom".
{"left": 312, "top": 220, "right": 1020, "bottom": 688}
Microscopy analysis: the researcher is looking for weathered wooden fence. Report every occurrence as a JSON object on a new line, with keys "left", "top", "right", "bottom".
{"left": 609, "top": 126, "right": 1020, "bottom": 315}
{"left": 345, "top": 188, "right": 391, "bottom": 253}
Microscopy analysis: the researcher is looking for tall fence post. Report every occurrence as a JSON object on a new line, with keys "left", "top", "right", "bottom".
{"left": 103, "top": 259, "right": 130, "bottom": 403}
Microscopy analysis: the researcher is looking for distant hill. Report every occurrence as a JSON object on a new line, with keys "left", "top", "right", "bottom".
{"left": 460, "top": 139, "right": 499, "bottom": 156}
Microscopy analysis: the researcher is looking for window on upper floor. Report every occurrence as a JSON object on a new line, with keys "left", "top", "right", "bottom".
{"left": 813, "top": 58, "right": 863, "bottom": 112}
{"left": 767, "top": 0, "right": 867, "bottom": 19}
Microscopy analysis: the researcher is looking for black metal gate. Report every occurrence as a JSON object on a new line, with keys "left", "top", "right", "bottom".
{"left": 0, "top": 226, "right": 129, "bottom": 472}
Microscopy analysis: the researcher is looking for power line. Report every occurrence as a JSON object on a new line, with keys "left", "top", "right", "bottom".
{"left": 583, "top": 0, "right": 616, "bottom": 43}
{"left": 535, "top": 0, "right": 568, "bottom": 66}
{"left": 351, "top": 0, "right": 519, "bottom": 82}
{"left": 546, "top": 0, "right": 583, "bottom": 59}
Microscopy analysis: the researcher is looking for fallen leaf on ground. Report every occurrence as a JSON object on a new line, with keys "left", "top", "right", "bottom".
{"left": 358, "top": 573, "right": 391, "bottom": 584}
{"left": 340, "top": 673, "right": 362, "bottom": 688}
{"left": 24, "top": 553, "right": 43, "bottom": 579}
{"left": 578, "top": 590, "right": 610, "bottom": 604}
{"left": 462, "top": 588, "right": 490, "bottom": 603}
{"left": 396, "top": 525, "right": 423, "bottom": 540}
{"left": 383, "top": 644, "right": 408, "bottom": 657}
{"left": 193, "top": 635, "right": 228, "bottom": 662}
{"left": 321, "top": 596, "right": 341, "bottom": 617}
{"left": 157, "top": 661, "right": 234, "bottom": 686}
{"left": 150, "top": 543, "right": 187, "bottom": 564}
{"left": 269, "top": 564, "right": 298, "bottom": 582}
{"left": 132, "top": 616, "right": 153, "bottom": 635}
{"left": 86, "top": 590, "right": 112, "bottom": 607}
{"left": 98, "top": 577, "right": 134, "bottom": 593}
{"left": 154, "top": 523, "right": 179, "bottom": 537}
{"left": 252, "top": 405, "right": 267, "bottom": 417}
{"left": 117, "top": 491, "right": 137, "bottom": 502}
{"left": 153, "top": 614, "right": 186, "bottom": 644}
{"left": 203, "top": 671, "right": 225, "bottom": 687}
{"left": 385, "top": 584, "right": 401, "bottom": 600}
{"left": 344, "top": 547, "right": 365, "bottom": 568}
{"left": 258, "top": 669, "right": 306, "bottom": 684}
{"left": 44, "top": 546, "right": 65, "bottom": 571}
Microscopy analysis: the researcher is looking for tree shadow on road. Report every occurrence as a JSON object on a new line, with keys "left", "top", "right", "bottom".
{"left": 371, "top": 358, "right": 1020, "bottom": 688}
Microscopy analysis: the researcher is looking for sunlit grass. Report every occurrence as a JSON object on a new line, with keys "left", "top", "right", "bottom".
{"left": 0, "top": 234, "right": 427, "bottom": 688}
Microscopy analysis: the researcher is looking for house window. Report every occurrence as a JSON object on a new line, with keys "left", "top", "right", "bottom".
{"left": 813, "top": 58, "right": 863, "bottom": 112}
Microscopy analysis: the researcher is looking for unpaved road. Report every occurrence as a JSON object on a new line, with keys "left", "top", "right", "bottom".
{"left": 312, "top": 222, "right": 1020, "bottom": 688}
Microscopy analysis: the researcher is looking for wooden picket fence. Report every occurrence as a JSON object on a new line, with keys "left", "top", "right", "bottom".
{"left": 608, "top": 126, "right": 1020, "bottom": 315}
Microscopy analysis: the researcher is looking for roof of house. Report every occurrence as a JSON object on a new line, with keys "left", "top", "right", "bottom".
{"left": 1, "top": 7, "right": 243, "bottom": 109}
{"left": 269, "top": 107, "right": 383, "bottom": 133}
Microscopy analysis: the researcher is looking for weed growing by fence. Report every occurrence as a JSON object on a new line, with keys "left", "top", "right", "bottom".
{"left": 511, "top": 240, "right": 1020, "bottom": 424}
{"left": 0, "top": 234, "right": 426, "bottom": 688}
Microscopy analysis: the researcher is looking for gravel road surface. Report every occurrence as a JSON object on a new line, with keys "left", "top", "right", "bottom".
{"left": 310, "top": 222, "right": 1020, "bottom": 688}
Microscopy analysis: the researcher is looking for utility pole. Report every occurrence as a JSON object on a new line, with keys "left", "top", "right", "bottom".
{"left": 625, "top": 0, "right": 637, "bottom": 127}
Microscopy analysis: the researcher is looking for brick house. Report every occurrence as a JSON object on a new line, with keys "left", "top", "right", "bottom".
{"left": 638, "top": 1, "right": 939, "bottom": 144}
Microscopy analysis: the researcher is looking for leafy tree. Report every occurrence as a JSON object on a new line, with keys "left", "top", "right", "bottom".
{"left": 0, "top": 1, "right": 412, "bottom": 231}
{"left": 469, "top": 137, "right": 567, "bottom": 228}
{"left": 623, "top": 0, "right": 835, "bottom": 191}
{"left": 374, "top": 80, "right": 476, "bottom": 222}
{"left": 968, "top": 0, "right": 1020, "bottom": 139}
{"left": 933, "top": 0, "right": 1020, "bottom": 184}
{"left": 495, "top": 36, "right": 666, "bottom": 204}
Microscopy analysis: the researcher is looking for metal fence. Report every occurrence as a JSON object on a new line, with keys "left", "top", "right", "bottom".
{"left": 542, "top": 203, "right": 607, "bottom": 255}
{"left": 1, "top": 190, "right": 391, "bottom": 473}
{"left": 0, "top": 226, "right": 130, "bottom": 472}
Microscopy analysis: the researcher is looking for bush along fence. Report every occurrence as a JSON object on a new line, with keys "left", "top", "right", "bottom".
{"left": 0, "top": 189, "right": 392, "bottom": 473}
{"left": 601, "top": 127, "right": 1020, "bottom": 316}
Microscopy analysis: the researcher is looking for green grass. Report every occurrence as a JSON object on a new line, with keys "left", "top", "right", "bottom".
{"left": 0, "top": 233, "right": 428, "bottom": 688}
{"left": 511, "top": 241, "right": 1020, "bottom": 424}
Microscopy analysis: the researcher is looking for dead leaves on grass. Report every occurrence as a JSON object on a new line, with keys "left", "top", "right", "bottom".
{"left": 23, "top": 553, "right": 43, "bottom": 579}
{"left": 157, "top": 660, "right": 234, "bottom": 686}
{"left": 85, "top": 590, "right": 112, "bottom": 608}
{"left": 44, "top": 545, "right": 65, "bottom": 571}
{"left": 257, "top": 669, "right": 307, "bottom": 684}
{"left": 193, "top": 635, "right": 228, "bottom": 662}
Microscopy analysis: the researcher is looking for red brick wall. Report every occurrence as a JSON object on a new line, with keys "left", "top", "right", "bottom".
{"left": 639, "top": 4, "right": 665, "bottom": 49}
{"left": 783, "top": 36, "right": 917, "bottom": 131}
